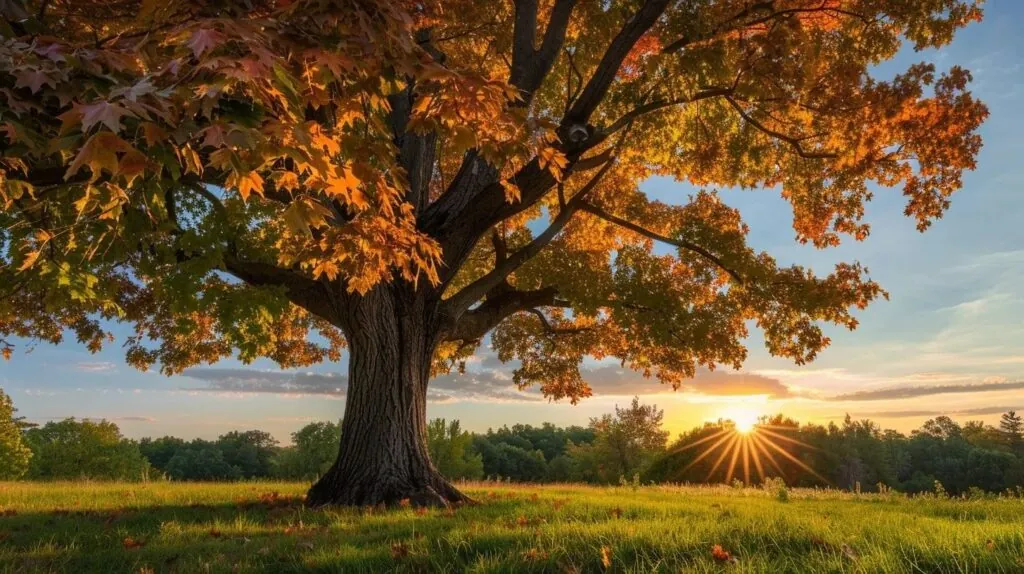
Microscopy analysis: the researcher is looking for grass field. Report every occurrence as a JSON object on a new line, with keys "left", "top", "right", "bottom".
{"left": 1, "top": 482, "right": 1022, "bottom": 573}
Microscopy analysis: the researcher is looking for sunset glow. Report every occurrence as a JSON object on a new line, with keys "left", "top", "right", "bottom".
{"left": 718, "top": 405, "right": 761, "bottom": 434}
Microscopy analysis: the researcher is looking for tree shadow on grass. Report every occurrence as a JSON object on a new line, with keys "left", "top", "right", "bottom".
{"left": 0, "top": 498, "right": 476, "bottom": 573}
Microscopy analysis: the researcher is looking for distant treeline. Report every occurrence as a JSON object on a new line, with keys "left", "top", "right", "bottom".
{"left": 2, "top": 388, "right": 1023, "bottom": 494}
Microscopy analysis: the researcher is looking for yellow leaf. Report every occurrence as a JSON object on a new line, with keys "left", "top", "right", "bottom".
{"left": 234, "top": 171, "right": 264, "bottom": 201}
{"left": 500, "top": 180, "right": 520, "bottom": 202}
{"left": 181, "top": 146, "right": 203, "bottom": 176}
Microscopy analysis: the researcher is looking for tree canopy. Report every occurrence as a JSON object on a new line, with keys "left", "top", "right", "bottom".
{"left": 0, "top": 0, "right": 987, "bottom": 401}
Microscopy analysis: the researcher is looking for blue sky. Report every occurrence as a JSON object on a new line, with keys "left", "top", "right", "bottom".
{"left": 4, "top": 2, "right": 1024, "bottom": 443}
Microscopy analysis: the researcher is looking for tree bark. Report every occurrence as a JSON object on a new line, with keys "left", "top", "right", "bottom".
{"left": 305, "top": 287, "right": 470, "bottom": 507}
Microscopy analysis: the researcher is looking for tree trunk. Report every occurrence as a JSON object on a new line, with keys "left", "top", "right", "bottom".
{"left": 306, "top": 287, "right": 470, "bottom": 507}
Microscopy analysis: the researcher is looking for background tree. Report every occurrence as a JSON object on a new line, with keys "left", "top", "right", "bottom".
{"left": 999, "top": 411, "right": 1023, "bottom": 453}
{"left": 138, "top": 436, "right": 187, "bottom": 474}
{"left": 569, "top": 397, "right": 668, "bottom": 483}
{"left": 275, "top": 421, "right": 342, "bottom": 480}
{"left": 215, "top": 430, "right": 279, "bottom": 478}
{"left": 23, "top": 419, "right": 149, "bottom": 480}
{"left": 0, "top": 387, "right": 31, "bottom": 479}
{"left": 473, "top": 437, "right": 549, "bottom": 482}
{"left": 426, "top": 418, "right": 484, "bottom": 480}
{"left": 0, "top": 0, "right": 987, "bottom": 505}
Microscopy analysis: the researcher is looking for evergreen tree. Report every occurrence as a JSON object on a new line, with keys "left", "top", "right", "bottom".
{"left": 999, "top": 411, "right": 1023, "bottom": 451}
{"left": 0, "top": 388, "right": 31, "bottom": 480}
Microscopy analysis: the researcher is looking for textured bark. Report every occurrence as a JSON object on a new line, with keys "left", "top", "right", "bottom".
{"left": 306, "top": 287, "right": 470, "bottom": 507}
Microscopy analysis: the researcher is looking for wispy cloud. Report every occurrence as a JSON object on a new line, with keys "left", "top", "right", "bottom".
{"left": 179, "top": 367, "right": 542, "bottom": 404}
{"left": 830, "top": 381, "right": 1024, "bottom": 401}
{"left": 578, "top": 365, "right": 794, "bottom": 398}
{"left": 180, "top": 368, "right": 348, "bottom": 396}
{"left": 74, "top": 361, "right": 117, "bottom": 373}
{"left": 851, "top": 406, "right": 1020, "bottom": 419}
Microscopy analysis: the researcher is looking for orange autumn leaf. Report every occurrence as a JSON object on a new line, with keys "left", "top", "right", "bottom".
{"left": 711, "top": 544, "right": 732, "bottom": 562}
{"left": 122, "top": 536, "right": 146, "bottom": 550}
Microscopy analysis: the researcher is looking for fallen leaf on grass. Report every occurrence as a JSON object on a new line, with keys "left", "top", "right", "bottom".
{"left": 712, "top": 544, "right": 738, "bottom": 564}
{"left": 523, "top": 548, "right": 549, "bottom": 561}
{"left": 122, "top": 536, "right": 146, "bottom": 550}
{"left": 209, "top": 529, "right": 223, "bottom": 538}
{"left": 600, "top": 545, "right": 612, "bottom": 569}
{"left": 985, "top": 539, "right": 995, "bottom": 550}
{"left": 390, "top": 541, "right": 409, "bottom": 560}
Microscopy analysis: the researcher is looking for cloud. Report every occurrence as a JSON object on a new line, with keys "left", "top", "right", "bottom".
{"left": 109, "top": 416, "right": 157, "bottom": 423}
{"left": 430, "top": 370, "right": 542, "bottom": 403}
{"left": 180, "top": 355, "right": 795, "bottom": 404}
{"left": 180, "top": 368, "right": 348, "bottom": 396}
{"left": 180, "top": 367, "right": 542, "bottom": 403}
{"left": 829, "top": 380, "right": 1024, "bottom": 401}
{"left": 580, "top": 365, "right": 794, "bottom": 398}
{"left": 850, "top": 406, "right": 1021, "bottom": 419}
{"left": 74, "top": 361, "right": 117, "bottom": 373}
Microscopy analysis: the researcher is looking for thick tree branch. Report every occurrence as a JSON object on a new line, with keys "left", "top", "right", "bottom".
{"left": 578, "top": 201, "right": 744, "bottom": 284}
{"left": 445, "top": 286, "right": 559, "bottom": 343}
{"left": 221, "top": 254, "right": 338, "bottom": 322}
{"left": 442, "top": 157, "right": 615, "bottom": 316}
{"left": 564, "top": 0, "right": 671, "bottom": 124}
{"left": 725, "top": 96, "right": 837, "bottom": 160}
{"left": 527, "top": 308, "right": 592, "bottom": 335}
{"left": 389, "top": 29, "right": 443, "bottom": 214}
{"left": 160, "top": 184, "right": 340, "bottom": 324}
{"left": 423, "top": 0, "right": 578, "bottom": 242}
{"left": 510, "top": 0, "right": 579, "bottom": 100}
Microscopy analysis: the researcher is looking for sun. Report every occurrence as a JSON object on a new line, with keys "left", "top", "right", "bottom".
{"left": 721, "top": 405, "right": 759, "bottom": 434}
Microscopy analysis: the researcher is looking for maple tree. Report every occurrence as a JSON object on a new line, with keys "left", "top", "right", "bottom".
{"left": 0, "top": 0, "right": 986, "bottom": 506}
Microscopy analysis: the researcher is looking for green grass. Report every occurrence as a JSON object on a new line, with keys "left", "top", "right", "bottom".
{"left": 0, "top": 482, "right": 1022, "bottom": 573}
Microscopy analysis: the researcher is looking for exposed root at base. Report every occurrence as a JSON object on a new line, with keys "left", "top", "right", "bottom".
{"left": 304, "top": 472, "right": 475, "bottom": 509}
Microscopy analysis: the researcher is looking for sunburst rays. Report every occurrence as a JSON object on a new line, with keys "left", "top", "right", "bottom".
{"left": 674, "top": 420, "right": 826, "bottom": 486}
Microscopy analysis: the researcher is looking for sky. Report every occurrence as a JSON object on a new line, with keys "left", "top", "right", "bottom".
{"left": 3, "top": 2, "right": 1024, "bottom": 444}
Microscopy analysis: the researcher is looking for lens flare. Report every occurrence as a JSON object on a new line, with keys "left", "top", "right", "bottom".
{"left": 674, "top": 415, "right": 826, "bottom": 486}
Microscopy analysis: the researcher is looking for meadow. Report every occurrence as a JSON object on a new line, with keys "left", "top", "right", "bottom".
{"left": 0, "top": 482, "right": 1022, "bottom": 573}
